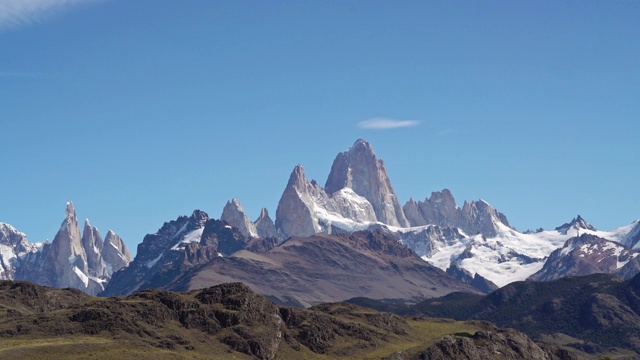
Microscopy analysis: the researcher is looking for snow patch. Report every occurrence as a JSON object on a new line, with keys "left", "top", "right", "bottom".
{"left": 146, "top": 254, "right": 163, "bottom": 269}
{"left": 72, "top": 266, "right": 89, "bottom": 288}
{"left": 171, "top": 228, "right": 204, "bottom": 250}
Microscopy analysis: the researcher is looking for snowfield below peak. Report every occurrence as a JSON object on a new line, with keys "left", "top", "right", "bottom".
{"left": 409, "top": 221, "right": 640, "bottom": 288}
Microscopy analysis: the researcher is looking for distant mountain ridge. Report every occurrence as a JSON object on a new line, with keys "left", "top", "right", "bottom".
{"left": 1, "top": 202, "right": 131, "bottom": 295}
{"left": 2, "top": 138, "right": 639, "bottom": 298}
{"left": 102, "top": 210, "right": 480, "bottom": 305}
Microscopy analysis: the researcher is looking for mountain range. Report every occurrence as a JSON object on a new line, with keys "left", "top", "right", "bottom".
{"left": 1, "top": 139, "right": 639, "bottom": 304}
{"left": 0, "top": 202, "right": 131, "bottom": 295}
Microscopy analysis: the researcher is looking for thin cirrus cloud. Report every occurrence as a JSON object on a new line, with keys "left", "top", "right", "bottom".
{"left": 0, "top": 0, "right": 97, "bottom": 30}
{"left": 357, "top": 118, "right": 420, "bottom": 130}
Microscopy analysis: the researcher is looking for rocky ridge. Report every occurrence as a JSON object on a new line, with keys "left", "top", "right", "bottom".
{"left": 208, "top": 139, "right": 639, "bottom": 289}
{"left": 0, "top": 280, "right": 573, "bottom": 360}
{"left": 102, "top": 214, "right": 481, "bottom": 304}
{"left": 528, "top": 233, "right": 640, "bottom": 281}
{"left": 351, "top": 272, "right": 640, "bottom": 357}
{"left": 5, "top": 202, "right": 132, "bottom": 295}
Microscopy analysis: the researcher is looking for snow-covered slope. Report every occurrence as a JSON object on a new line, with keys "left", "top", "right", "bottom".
{"left": 407, "top": 217, "right": 640, "bottom": 287}
{"left": 529, "top": 233, "right": 639, "bottom": 282}
{"left": 270, "top": 139, "right": 640, "bottom": 288}
{"left": 0, "top": 223, "right": 38, "bottom": 279}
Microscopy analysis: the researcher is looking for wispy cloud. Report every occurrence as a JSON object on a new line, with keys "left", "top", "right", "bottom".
{"left": 0, "top": 0, "right": 97, "bottom": 30}
{"left": 357, "top": 118, "right": 420, "bottom": 130}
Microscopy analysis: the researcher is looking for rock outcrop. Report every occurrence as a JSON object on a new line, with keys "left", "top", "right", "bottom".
{"left": 254, "top": 208, "right": 277, "bottom": 239}
{"left": 221, "top": 198, "right": 258, "bottom": 238}
{"left": 81, "top": 219, "right": 108, "bottom": 278}
{"left": 0, "top": 223, "right": 38, "bottom": 279}
{"left": 275, "top": 164, "right": 324, "bottom": 238}
{"left": 101, "top": 229, "right": 132, "bottom": 274}
{"left": 10, "top": 202, "right": 132, "bottom": 295}
{"left": 622, "top": 220, "right": 640, "bottom": 249}
{"left": 0, "top": 280, "right": 549, "bottom": 359}
{"left": 399, "top": 225, "right": 466, "bottom": 258}
{"left": 102, "top": 210, "right": 252, "bottom": 297}
{"left": 403, "top": 189, "right": 512, "bottom": 238}
{"left": 528, "top": 233, "right": 640, "bottom": 281}
{"left": 415, "top": 323, "right": 576, "bottom": 360}
{"left": 275, "top": 164, "right": 378, "bottom": 239}
{"left": 555, "top": 215, "right": 596, "bottom": 235}
{"left": 325, "top": 139, "right": 409, "bottom": 227}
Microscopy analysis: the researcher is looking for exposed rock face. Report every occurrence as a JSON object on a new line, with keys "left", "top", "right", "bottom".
{"left": 459, "top": 199, "right": 512, "bottom": 237}
{"left": 101, "top": 230, "right": 132, "bottom": 274}
{"left": 0, "top": 223, "right": 38, "bottom": 279}
{"left": 104, "top": 209, "right": 480, "bottom": 304}
{"left": 528, "top": 234, "right": 640, "bottom": 282}
{"left": 48, "top": 202, "right": 95, "bottom": 292}
{"left": 221, "top": 198, "right": 258, "bottom": 238}
{"left": 0, "top": 281, "right": 535, "bottom": 360}
{"left": 622, "top": 220, "right": 640, "bottom": 249}
{"left": 399, "top": 225, "right": 465, "bottom": 257}
{"left": 275, "top": 165, "right": 323, "bottom": 239}
{"left": 325, "top": 139, "right": 409, "bottom": 227}
{"left": 275, "top": 164, "right": 378, "bottom": 239}
{"left": 11, "top": 203, "right": 132, "bottom": 296}
{"left": 416, "top": 323, "right": 576, "bottom": 360}
{"left": 404, "top": 189, "right": 460, "bottom": 228}
{"left": 402, "top": 198, "right": 426, "bottom": 226}
{"left": 103, "top": 209, "right": 211, "bottom": 296}
{"left": 102, "top": 210, "right": 253, "bottom": 297}
{"left": 403, "top": 190, "right": 512, "bottom": 237}
{"left": 254, "top": 208, "right": 277, "bottom": 239}
{"left": 446, "top": 264, "right": 499, "bottom": 294}
{"left": 169, "top": 230, "right": 480, "bottom": 307}
{"left": 81, "top": 220, "right": 107, "bottom": 278}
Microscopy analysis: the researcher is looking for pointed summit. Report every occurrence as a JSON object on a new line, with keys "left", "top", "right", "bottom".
{"left": 287, "top": 164, "right": 308, "bottom": 189}
{"left": 53, "top": 202, "right": 86, "bottom": 269}
{"left": 276, "top": 164, "right": 326, "bottom": 238}
{"left": 403, "top": 197, "right": 427, "bottom": 226}
{"left": 555, "top": 215, "right": 596, "bottom": 235}
{"left": 254, "top": 208, "right": 278, "bottom": 239}
{"left": 221, "top": 198, "right": 258, "bottom": 238}
{"left": 102, "top": 229, "right": 132, "bottom": 274}
{"left": 65, "top": 201, "right": 75, "bottom": 217}
{"left": 325, "top": 139, "right": 409, "bottom": 227}
{"left": 81, "top": 219, "right": 107, "bottom": 278}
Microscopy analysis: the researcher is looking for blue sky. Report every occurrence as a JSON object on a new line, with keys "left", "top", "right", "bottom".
{"left": 1, "top": 1, "right": 638, "bottom": 254}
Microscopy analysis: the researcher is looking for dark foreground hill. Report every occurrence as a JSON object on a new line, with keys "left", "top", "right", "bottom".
{"left": 349, "top": 272, "right": 640, "bottom": 358}
{"left": 0, "top": 280, "right": 574, "bottom": 359}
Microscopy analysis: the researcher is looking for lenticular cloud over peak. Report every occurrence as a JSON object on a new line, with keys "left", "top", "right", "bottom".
{"left": 357, "top": 118, "right": 420, "bottom": 130}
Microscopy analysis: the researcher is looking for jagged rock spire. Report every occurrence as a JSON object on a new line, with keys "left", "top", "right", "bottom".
{"left": 221, "top": 198, "right": 258, "bottom": 238}
{"left": 81, "top": 219, "right": 108, "bottom": 278}
{"left": 276, "top": 164, "right": 322, "bottom": 239}
{"left": 325, "top": 139, "right": 409, "bottom": 227}
{"left": 254, "top": 208, "right": 277, "bottom": 238}
{"left": 102, "top": 229, "right": 132, "bottom": 274}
